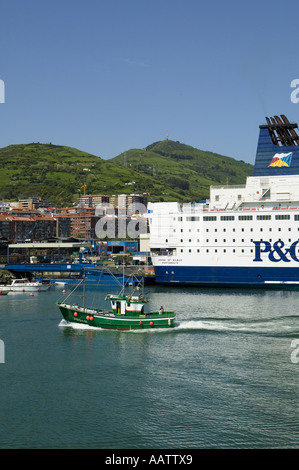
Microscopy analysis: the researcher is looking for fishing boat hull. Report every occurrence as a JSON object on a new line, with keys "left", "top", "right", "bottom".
{"left": 57, "top": 302, "right": 176, "bottom": 330}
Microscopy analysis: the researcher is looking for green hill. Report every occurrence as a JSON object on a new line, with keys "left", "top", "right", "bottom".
{"left": 0, "top": 140, "right": 253, "bottom": 205}
{"left": 111, "top": 139, "right": 253, "bottom": 201}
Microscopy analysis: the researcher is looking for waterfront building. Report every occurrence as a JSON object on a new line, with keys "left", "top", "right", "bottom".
{"left": 78, "top": 194, "right": 110, "bottom": 208}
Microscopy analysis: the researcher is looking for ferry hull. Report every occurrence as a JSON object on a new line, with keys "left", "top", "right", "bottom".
{"left": 153, "top": 265, "right": 299, "bottom": 287}
{"left": 58, "top": 303, "right": 176, "bottom": 330}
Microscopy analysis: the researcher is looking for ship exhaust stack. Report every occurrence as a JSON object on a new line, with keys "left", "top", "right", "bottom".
{"left": 254, "top": 115, "right": 299, "bottom": 176}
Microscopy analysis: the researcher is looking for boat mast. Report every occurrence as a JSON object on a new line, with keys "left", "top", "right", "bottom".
{"left": 121, "top": 262, "right": 125, "bottom": 296}
{"left": 83, "top": 268, "right": 86, "bottom": 311}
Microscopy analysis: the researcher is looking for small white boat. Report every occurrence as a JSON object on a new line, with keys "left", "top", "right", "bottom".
{"left": 8, "top": 279, "right": 51, "bottom": 292}
{"left": 55, "top": 281, "right": 67, "bottom": 288}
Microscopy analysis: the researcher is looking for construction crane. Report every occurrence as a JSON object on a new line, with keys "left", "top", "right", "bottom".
{"left": 55, "top": 189, "right": 64, "bottom": 202}
{"left": 81, "top": 183, "right": 87, "bottom": 196}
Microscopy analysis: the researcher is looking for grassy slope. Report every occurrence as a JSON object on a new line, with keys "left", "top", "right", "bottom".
{"left": 0, "top": 140, "right": 253, "bottom": 205}
{"left": 111, "top": 140, "right": 253, "bottom": 201}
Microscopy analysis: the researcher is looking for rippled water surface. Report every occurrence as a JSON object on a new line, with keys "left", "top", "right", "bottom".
{"left": 0, "top": 285, "right": 298, "bottom": 448}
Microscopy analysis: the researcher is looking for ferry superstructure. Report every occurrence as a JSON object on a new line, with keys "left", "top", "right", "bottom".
{"left": 148, "top": 115, "right": 299, "bottom": 286}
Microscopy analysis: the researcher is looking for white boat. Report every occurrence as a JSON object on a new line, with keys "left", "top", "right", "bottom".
{"left": 0, "top": 286, "right": 10, "bottom": 294}
{"left": 8, "top": 279, "right": 51, "bottom": 292}
{"left": 148, "top": 115, "right": 299, "bottom": 287}
{"left": 55, "top": 281, "right": 67, "bottom": 288}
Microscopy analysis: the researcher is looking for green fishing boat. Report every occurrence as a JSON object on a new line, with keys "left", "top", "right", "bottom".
{"left": 57, "top": 272, "right": 176, "bottom": 330}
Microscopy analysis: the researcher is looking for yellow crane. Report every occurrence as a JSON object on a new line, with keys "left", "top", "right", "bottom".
{"left": 55, "top": 189, "right": 64, "bottom": 202}
{"left": 81, "top": 183, "right": 86, "bottom": 196}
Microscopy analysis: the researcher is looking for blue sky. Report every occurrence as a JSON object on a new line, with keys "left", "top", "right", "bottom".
{"left": 1, "top": 0, "right": 299, "bottom": 164}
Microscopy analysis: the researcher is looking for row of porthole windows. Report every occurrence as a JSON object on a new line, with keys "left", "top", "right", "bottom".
{"left": 173, "top": 215, "right": 297, "bottom": 221}
{"left": 179, "top": 248, "right": 253, "bottom": 253}
{"left": 173, "top": 227, "right": 297, "bottom": 233}
{"left": 167, "top": 238, "right": 296, "bottom": 244}
{"left": 178, "top": 248, "right": 299, "bottom": 254}
{"left": 204, "top": 238, "right": 294, "bottom": 243}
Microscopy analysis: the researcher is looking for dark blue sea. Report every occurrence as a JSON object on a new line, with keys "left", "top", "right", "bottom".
{"left": 0, "top": 284, "right": 299, "bottom": 449}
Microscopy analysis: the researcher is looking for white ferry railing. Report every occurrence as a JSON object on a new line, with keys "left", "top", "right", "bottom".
{"left": 210, "top": 184, "right": 246, "bottom": 190}
{"left": 171, "top": 204, "right": 299, "bottom": 213}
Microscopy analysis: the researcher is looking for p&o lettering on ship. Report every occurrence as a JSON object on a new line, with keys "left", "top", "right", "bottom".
{"left": 253, "top": 240, "right": 299, "bottom": 263}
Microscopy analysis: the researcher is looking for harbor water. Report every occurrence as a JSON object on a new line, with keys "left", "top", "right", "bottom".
{"left": 0, "top": 284, "right": 298, "bottom": 449}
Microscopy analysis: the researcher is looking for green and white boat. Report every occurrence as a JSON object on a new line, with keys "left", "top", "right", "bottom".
{"left": 57, "top": 273, "right": 176, "bottom": 330}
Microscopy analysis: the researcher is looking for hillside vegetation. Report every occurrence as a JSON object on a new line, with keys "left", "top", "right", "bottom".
{"left": 0, "top": 140, "right": 253, "bottom": 205}
{"left": 112, "top": 140, "right": 252, "bottom": 201}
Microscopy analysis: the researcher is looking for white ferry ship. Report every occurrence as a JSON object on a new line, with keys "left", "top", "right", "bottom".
{"left": 148, "top": 115, "right": 299, "bottom": 287}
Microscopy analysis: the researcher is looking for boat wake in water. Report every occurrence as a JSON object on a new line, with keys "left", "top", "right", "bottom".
{"left": 59, "top": 319, "right": 99, "bottom": 330}
{"left": 176, "top": 315, "right": 299, "bottom": 337}
{"left": 59, "top": 316, "right": 299, "bottom": 337}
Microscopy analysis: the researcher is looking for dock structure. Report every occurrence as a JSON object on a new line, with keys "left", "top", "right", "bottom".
{"left": 5, "top": 240, "right": 92, "bottom": 264}
{"left": 4, "top": 262, "right": 86, "bottom": 275}
{"left": 2, "top": 262, "right": 145, "bottom": 287}
{"left": 1, "top": 239, "right": 154, "bottom": 284}
{"left": 2, "top": 240, "right": 92, "bottom": 278}
{"left": 7, "top": 240, "right": 91, "bottom": 256}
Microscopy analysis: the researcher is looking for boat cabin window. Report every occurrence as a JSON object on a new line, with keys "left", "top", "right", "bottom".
{"left": 115, "top": 301, "right": 126, "bottom": 315}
